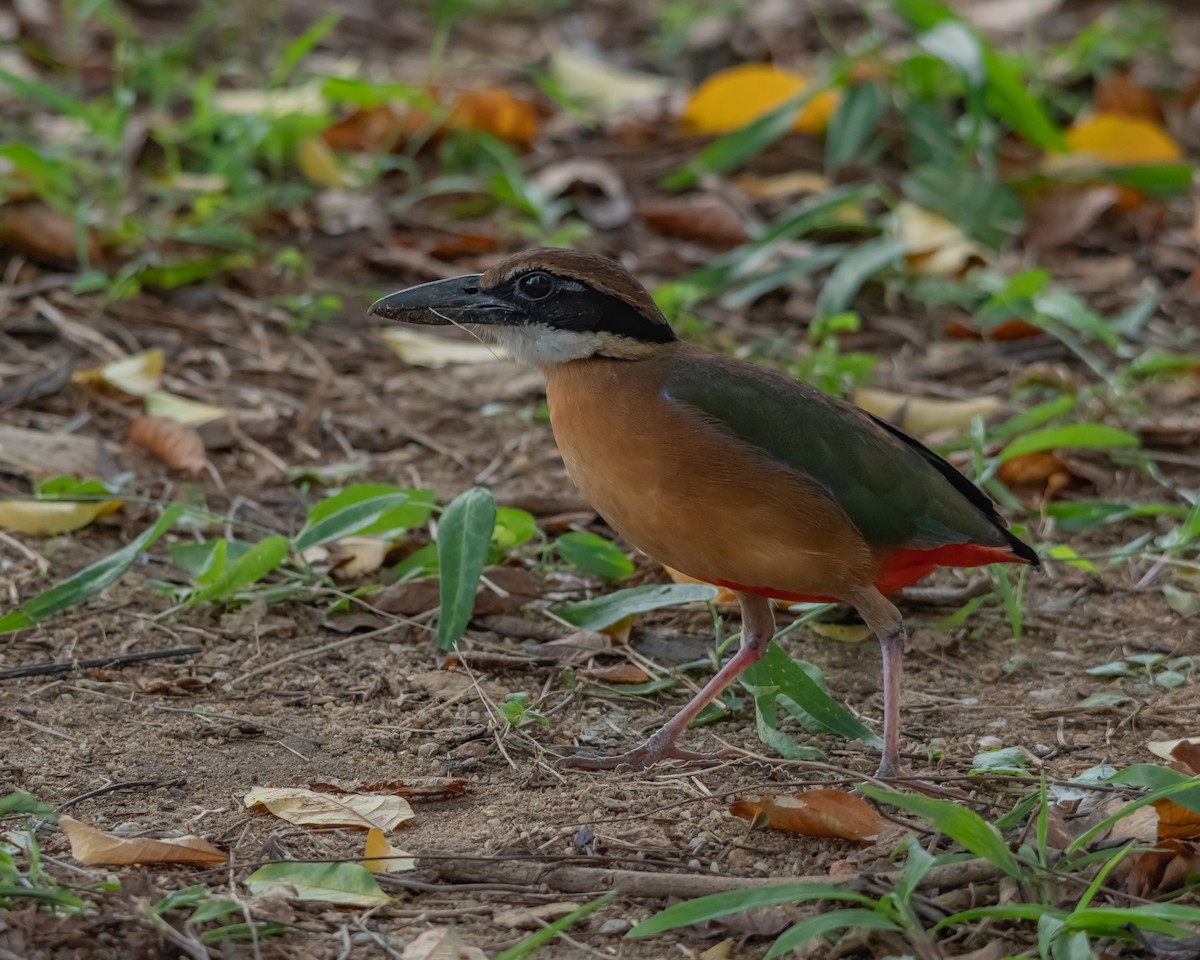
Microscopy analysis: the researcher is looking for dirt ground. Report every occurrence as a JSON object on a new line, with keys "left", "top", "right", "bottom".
{"left": 3, "top": 1, "right": 1200, "bottom": 958}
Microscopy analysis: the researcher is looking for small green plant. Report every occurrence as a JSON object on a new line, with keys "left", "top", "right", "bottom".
{"left": 499, "top": 692, "right": 549, "bottom": 727}
{"left": 0, "top": 793, "right": 83, "bottom": 915}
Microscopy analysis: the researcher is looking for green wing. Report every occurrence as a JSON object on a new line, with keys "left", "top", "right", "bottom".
{"left": 663, "top": 352, "right": 1015, "bottom": 552}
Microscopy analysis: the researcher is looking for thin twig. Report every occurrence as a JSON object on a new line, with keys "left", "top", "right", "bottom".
{"left": 0, "top": 646, "right": 202, "bottom": 681}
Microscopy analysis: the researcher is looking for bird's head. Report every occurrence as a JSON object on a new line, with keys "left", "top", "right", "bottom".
{"left": 368, "top": 248, "right": 676, "bottom": 366}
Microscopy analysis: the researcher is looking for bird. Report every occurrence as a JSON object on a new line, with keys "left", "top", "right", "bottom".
{"left": 368, "top": 247, "right": 1039, "bottom": 776}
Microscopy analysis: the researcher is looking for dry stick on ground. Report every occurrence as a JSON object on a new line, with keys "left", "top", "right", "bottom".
{"left": 0, "top": 646, "right": 203, "bottom": 680}
{"left": 419, "top": 855, "right": 1003, "bottom": 901}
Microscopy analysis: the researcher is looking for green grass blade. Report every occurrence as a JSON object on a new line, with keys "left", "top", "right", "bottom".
{"left": 998, "top": 425, "right": 1140, "bottom": 462}
{"left": 186, "top": 535, "right": 289, "bottom": 605}
{"left": 859, "top": 786, "right": 1024, "bottom": 877}
{"left": 814, "top": 237, "right": 905, "bottom": 321}
{"left": 494, "top": 892, "right": 615, "bottom": 960}
{"left": 0, "top": 504, "right": 182, "bottom": 633}
{"left": 628, "top": 883, "right": 873, "bottom": 938}
{"left": 294, "top": 492, "right": 413, "bottom": 552}
{"left": 435, "top": 487, "right": 496, "bottom": 650}
{"left": 766, "top": 909, "right": 899, "bottom": 958}
{"left": 825, "top": 81, "right": 888, "bottom": 174}
{"left": 556, "top": 583, "right": 717, "bottom": 631}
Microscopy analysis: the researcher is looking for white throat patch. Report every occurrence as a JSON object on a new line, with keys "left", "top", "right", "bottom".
{"left": 476, "top": 325, "right": 654, "bottom": 367}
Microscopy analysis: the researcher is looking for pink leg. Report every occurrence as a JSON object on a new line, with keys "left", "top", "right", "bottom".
{"left": 561, "top": 593, "right": 775, "bottom": 771}
{"left": 849, "top": 587, "right": 907, "bottom": 778}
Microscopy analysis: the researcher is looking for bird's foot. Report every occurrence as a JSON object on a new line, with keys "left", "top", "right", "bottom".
{"left": 557, "top": 735, "right": 712, "bottom": 772}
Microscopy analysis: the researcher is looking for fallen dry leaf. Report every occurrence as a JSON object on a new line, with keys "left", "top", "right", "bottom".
{"left": 893, "top": 201, "right": 981, "bottom": 277}
{"left": 996, "top": 450, "right": 1075, "bottom": 501}
{"left": 735, "top": 170, "right": 831, "bottom": 199}
{"left": 322, "top": 104, "right": 409, "bottom": 153}
{"left": 1095, "top": 71, "right": 1163, "bottom": 123}
{"left": 0, "top": 499, "right": 118, "bottom": 536}
{"left": 297, "top": 137, "right": 356, "bottom": 188}
{"left": 326, "top": 536, "right": 388, "bottom": 579}
{"left": 451, "top": 88, "right": 540, "bottom": 147}
{"left": 640, "top": 194, "right": 749, "bottom": 249}
{"left": 1153, "top": 798, "right": 1200, "bottom": 841}
{"left": 547, "top": 48, "right": 671, "bottom": 112}
{"left": 142, "top": 390, "right": 228, "bottom": 425}
{"left": 0, "top": 426, "right": 120, "bottom": 481}
{"left": 730, "top": 789, "right": 887, "bottom": 843}
{"left": 0, "top": 201, "right": 101, "bottom": 266}
{"left": 1062, "top": 112, "right": 1182, "bottom": 166}
{"left": 493, "top": 901, "right": 582, "bottom": 929}
{"left": 73, "top": 349, "right": 164, "bottom": 398}
{"left": 944, "top": 318, "right": 1045, "bottom": 341}
{"left": 244, "top": 787, "right": 414, "bottom": 831}
{"left": 579, "top": 664, "right": 651, "bottom": 684}
{"left": 1024, "top": 185, "right": 1120, "bottom": 250}
{"left": 379, "top": 328, "right": 506, "bottom": 367}
{"left": 129, "top": 416, "right": 207, "bottom": 474}
{"left": 532, "top": 158, "right": 632, "bottom": 230}
{"left": 364, "top": 827, "right": 416, "bottom": 873}
{"left": 401, "top": 926, "right": 488, "bottom": 960}
{"left": 854, "top": 387, "right": 1002, "bottom": 435}
{"left": 59, "top": 815, "right": 227, "bottom": 866}
{"left": 1128, "top": 839, "right": 1200, "bottom": 897}
{"left": 681, "top": 64, "right": 839, "bottom": 135}
{"left": 1148, "top": 737, "right": 1200, "bottom": 765}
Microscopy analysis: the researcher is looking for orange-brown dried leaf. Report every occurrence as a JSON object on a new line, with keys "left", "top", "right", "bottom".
{"left": 730, "top": 790, "right": 887, "bottom": 843}
{"left": 321, "top": 105, "right": 409, "bottom": 153}
{"left": 130, "top": 416, "right": 207, "bottom": 475}
{"left": 944, "top": 318, "right": 1044, "bottom": 341}
{"left": 579, "top": 664, "right": 651, "bottom": 684}
{"left": 451, "top": 89, "right": 540, "bottom": 147}
{"left": 1171, "top": 740, "right": 1200, "bottom": 775}
{"left": 59, "top": 815, "right": 227, "bottom": 866}
{"left": 641, "top": 195, "right": 749, "bottom": 249}
{"left": 1152, "top": 798, "right": 1200, "bottom": 841}
{"left": 0, "top": 202, "right": 101, "bottom": 267}
{"left": 428, "top": 233, "right": 500, "bottom": 259}
{"left": 1095, "top": 72, "right": 1163, "bottom": 122}
{"left": 996, "top": 451, "right": 1073, "bottom": 500}
{"left": 1128, "top": 839, "right": 1200, "bottom": 897}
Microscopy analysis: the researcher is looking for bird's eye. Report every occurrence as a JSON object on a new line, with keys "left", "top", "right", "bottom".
{"left": 518, "top": 272, "right": 554, "bottom": 301}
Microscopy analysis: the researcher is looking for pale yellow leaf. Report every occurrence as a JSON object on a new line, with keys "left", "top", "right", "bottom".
{"left": 143, "top": 390, "right": 228, "bottom": 425}
{"left": 808, "top": 621, "right": 872, "bottom": 644}
{"left": 297, "top": 137, "right": 356, "bottom": 188}
{"left": 379, "top": 328, "right": 506, "bottom": 367}
{"left": 364, "top": 827, "right": 416, "bottom": 873}
{"left": 547, "top": 49, "right": 672, "bottom": 112}
{"left": 59, "top": 815, "right": 227, "bottom": 866}
{"left": 244, "top": 787, "right": 414, "bottom": 831}
{"left": 1148, "top": 737, "right": 1200, "bottom": 761}
{"left": 735, "top": 170, "right": 831, "bottom": 199}
{"left": 663, "top": 565, "right": 737, "bottom": 603}
{"left": 893, "top": 201, "right": 980, "bottom": 276}
{"left": 0, "top": 500, "right": 116, "bottom": 536}
{"left": 681, "top": 64, "right": 839, "bottom": 135}
{"left": 402, "top": 927, "right": 488, "bottom": 960}
{"left": 854, "top": 387, "right": 1002, "bottom": 435}
{"left": 73, "top": 349, "right": 163, "bottom": 397}
{"left": 328, "top": 536, "right": 388, "bottom": 578}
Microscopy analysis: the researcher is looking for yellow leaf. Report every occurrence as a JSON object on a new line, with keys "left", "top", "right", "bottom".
{"left": 379, "top": 328, "right": 506, "bottom": 367}
{"left": 663, "top": 565, "right": 738, "bottom": 603}
{"left": 363, "top": 827, "right": 416, "bottom": 873}
{"left": 1063, "top": 113, "right": 1182, "bottom": 166}
{"left": 681, "top": 64, "right": 839, "bottom": 135}
{"left": 735, "top": 170, "right": 831, "bottom": 199}
{"left": 244, "top": 787, "right": 415, "bottom": 831}
{"left": 892, "top": 201, "right": 980, "bottom": 277}
{"left": 143, "top": 390, "right": 228, "bottom": 425}
{"left": 0, "top": 500, "right": 117, "bottom": 535}
{"left": 808, "top": 621, "right": 872, "bottom": 644}
{"left": 297, "top": 137, "right": 356, "bottom": 188}
{"left": 59, "top": 815, "right": 227, "bottom": 866}
{"left": 73, "top": 349, "right": 163, "bottom": 398}
{"left": 854, "top": 387, "right": 1003, "bottom": 435}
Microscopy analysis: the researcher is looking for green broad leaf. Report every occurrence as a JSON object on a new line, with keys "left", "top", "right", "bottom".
{"left": 766, "top": 909, "right": 899, "bottom": 959}
{"left": 556, "top": 583, "right": 717, "bottom": 631}
{"left": 135, "top": 253, "right": 256, "bottom": 290}
{"left": 998, "top": 425, "right": 1140, "bottom": 462}
{"left": 170, "top": 539, "right": 254, "bottom": 577}
{"left": 495, "top": 892, "right": 615, "bottom": 960}
{"left": 35, "top": 476, "right": 115, "bottom": 499}
{"left": 814, "top": 237, "right": 905, "bottom": 321}
{"left": 628, "top": 882, "right": 873, "bottom": 938}
{"left": 859, "top": 786, "right": 1024, "bottom": 877}
{"left": 742, "top": 642, "right": 880, "bottom": 747}
{"left": 555, "top": 531, "right": 634, "bottom": 580}
{"left": 0, "top": 792, "right": 56, "bottom": 820}
{"left": 1045, "top": 499, "right": 1186, "bottom": 533}
{"left": 272, "top": 12, "right": 341, "bottom": 86}
{"left": 665, "top": 86, "right": 822, "bottom": 189}
{"left": 1045, "top": 545, "right": 1098, "bottom": 574}
{"left": 0, "top": 504, "right": 182, "bottom": 633}
{"left": 294, "top": 491, "right": 414, "bottom": 552}
{"left": 491, "top": 507, "right": 538, "bottom": 552}
{"left": 391, "top": 542, "right": 439, "bottom": 581}
{"left": 902, "top": 165, "right": 1023, "bottom": 249}
{"left": 303, "top": 484, "right": 434, "bottom": 540}
{"left": 981, "top": 48, "right": 1065, "bottom": 150}
{"left": 971, "top": 746, "right": 1031, "bottom": 775}
{"left": 1032, "top": 290, "right": 1121, "bottom": 349}
{"left": 920, "top": 21, "right": 984, "bottom": 85}
{"left": 825, "top": 81, "right": 888, "bottom": 174}
{"left": 186, "top": 535, "right": 289, "bottom": 604}
{"left": 1085, "top": 660, "right": 1129, "bottom": 678}
{"left": 435, "top": 487, "right": 496, "bottom": 650}
{"left": 243, "top": 862, "right": 388, "bottom": 907}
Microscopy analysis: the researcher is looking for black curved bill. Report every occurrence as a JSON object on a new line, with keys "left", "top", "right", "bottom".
{"left": 367, "top": 274, "right": 515, "bottom": 326}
